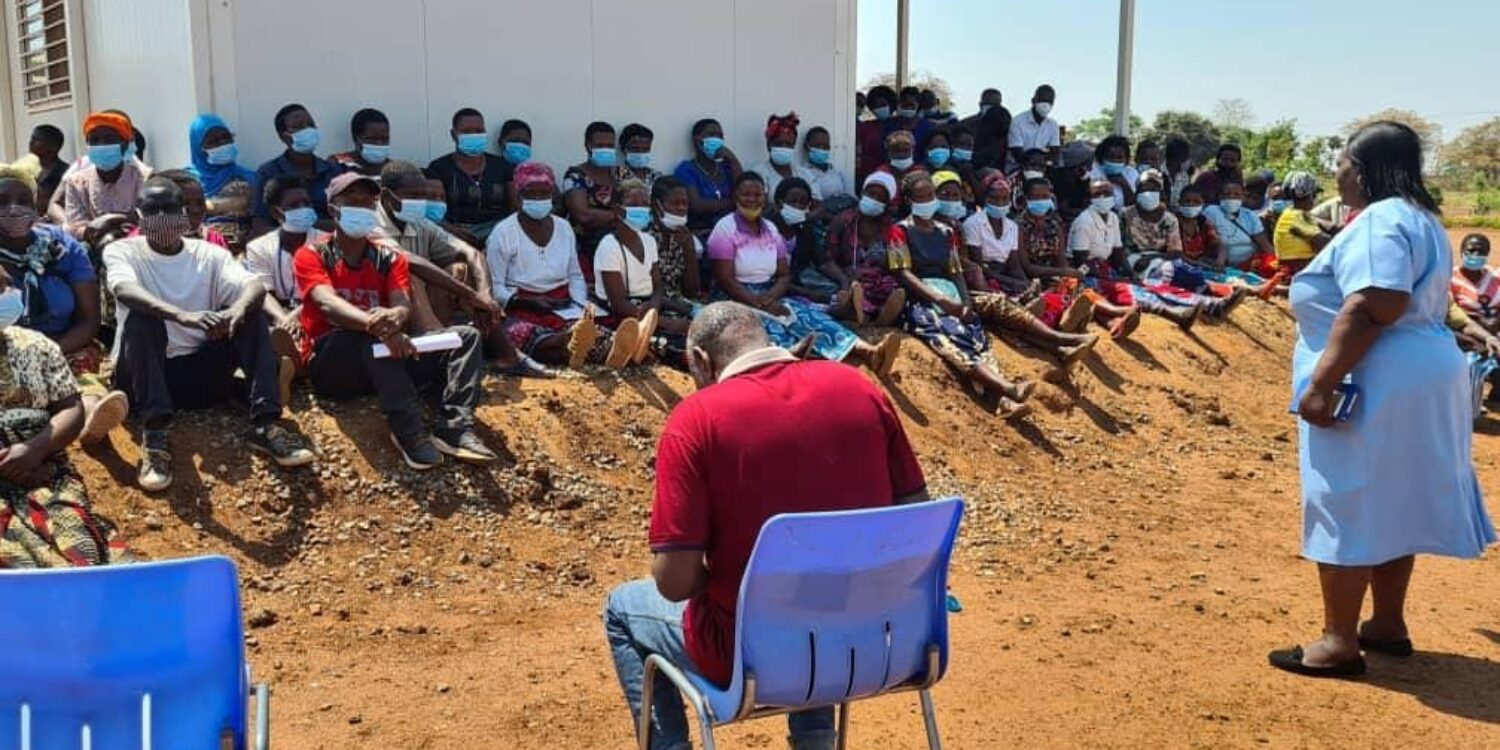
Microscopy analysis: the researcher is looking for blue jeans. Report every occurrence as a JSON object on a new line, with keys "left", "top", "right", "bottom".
{"left": 604, "top": 579, "right": 837, "bottom": 750}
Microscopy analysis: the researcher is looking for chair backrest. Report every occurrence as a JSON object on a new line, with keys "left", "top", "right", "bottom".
{"left": 0, "top": 556, "right": 248, "bottom": 750}
{"left": 730, "top": 498, "right": 963, "bottom": 709}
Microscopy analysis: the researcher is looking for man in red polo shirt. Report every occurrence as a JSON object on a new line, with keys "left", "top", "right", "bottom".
{"left": 604, "top": 301, "right": 928, "bottom": 750}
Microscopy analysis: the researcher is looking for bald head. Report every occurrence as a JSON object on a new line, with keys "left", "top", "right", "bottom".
{"left": 687, "top": 302, "right": 770, "bottom": 373}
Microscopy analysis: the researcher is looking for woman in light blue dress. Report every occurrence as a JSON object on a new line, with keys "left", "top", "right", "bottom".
{"left": 1270, "top": 122, "right": 1496, "bottom": 679}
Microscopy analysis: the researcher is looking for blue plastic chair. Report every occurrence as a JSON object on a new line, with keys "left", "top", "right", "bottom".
{"left": 0, "top": 556, "right": 270, "bottom": 750}
{"left": 640, "top": 497, "right": 964, "bottom": 750}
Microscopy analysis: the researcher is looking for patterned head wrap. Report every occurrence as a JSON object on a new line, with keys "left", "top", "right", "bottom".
{"left": 83, "top": 111, "right": 133, "bottom": 142}
{"left": 884, "top": 129, "right": 915, "bottom": 150}
{"left": 764, "top": 112, "right": 800, "bottom": 143}
{"left": 0, "top": 154, "right": 41, "bottom": 191}
{"left": 1282, "top": 170, "right": 1320, "bottom": 200}
{"left": 513, "top": 161, "right": 556, "bottom": 193}
{"left": 981, "top": 169, "right": 1010, "bottom": 198}
{"left": 1136, "top": 168, "right": 1166, "bottom": 189}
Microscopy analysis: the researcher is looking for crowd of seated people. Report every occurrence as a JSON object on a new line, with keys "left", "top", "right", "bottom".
{"left": 0, "top": 85, "right": 1489, "bottom": 559}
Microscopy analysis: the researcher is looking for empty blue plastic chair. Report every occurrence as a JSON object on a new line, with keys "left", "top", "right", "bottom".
{"left": 640, "top": 497, "right": 964, "bottom": 750}
{"left": 0, "top": 555, "right": 270, "bottom": 750}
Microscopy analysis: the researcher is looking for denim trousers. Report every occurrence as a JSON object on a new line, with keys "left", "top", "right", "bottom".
{"left": 603, "top": 579, "right": 837, "bottom": 750}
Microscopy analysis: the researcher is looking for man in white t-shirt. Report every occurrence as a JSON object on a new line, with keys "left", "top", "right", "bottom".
{"left": 1008, "top": 85, "right": 1061, "bottom": 169}
{"left": 107, "top": 176, "right": 315, "bottom": 492}
{"left": 243, "top": 174, "right": 328, "bottom": 363}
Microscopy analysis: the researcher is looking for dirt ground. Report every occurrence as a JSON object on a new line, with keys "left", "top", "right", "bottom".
{"left": 68, "top": 231, "right": 1500, "bottom": 749}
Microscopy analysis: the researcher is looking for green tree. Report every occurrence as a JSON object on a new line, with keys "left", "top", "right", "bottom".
{"left": 1069, "top": 107, "right": 1143, "bottom": 141}
{"left": 1446, "top": 118, "right": 1500, "bottom": 182}
{"left": 1141, "top": 110, "right": 1222, "bottom": 165}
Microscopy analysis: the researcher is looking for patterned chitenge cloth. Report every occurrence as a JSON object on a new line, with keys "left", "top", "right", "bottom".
{"left": 0, "top": 327, "right": 127, "bottom": 568}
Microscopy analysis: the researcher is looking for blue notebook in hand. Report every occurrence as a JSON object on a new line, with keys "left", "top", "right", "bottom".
{"left": 1290, "top": 375, "right": 1360, "bottom": 422}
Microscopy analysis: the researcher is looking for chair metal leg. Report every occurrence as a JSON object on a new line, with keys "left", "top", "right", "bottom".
{"left": 919, "top": 689, "right": 942, "bottom": 750}
{"left": 638, "top": 660, "right": 658, "bottom": 750}
{"left": 254, "top": 683, "right": 270, "bottom": 750}
{"left": 836, "top": 703, "right": 850, "bottom": 750}
{"left": 641, "top": 654, "right": 717, "bottom": 750}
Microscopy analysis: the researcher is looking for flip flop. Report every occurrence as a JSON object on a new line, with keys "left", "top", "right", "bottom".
{"left": 632, "top": 309, "right": 659, "bottom": 364}
{"left": 1061, "top": 335, "right": 1099, "bottom": 369}
{"left": 606, "top": 318, "right": 642, "bottom": 369}
{"left": 567, "top": 305, "right": 600, "bottom": 370}
{"left": 1268, "top": 646, "right": 1366, "bottom": 678}
{"left": 1358, "top": 635, "right": 1414, "bottom": 657}
{"left": 80, "top": 390, "right": 129, "bottom": 444}
{"left": 1010, "top": 379, "right": 1037, "bottom": 403}
{"left": 1059, "top": 295, "right": 1095, "bottom": 334}
{"left": 996, "top": 397, "right": 1033, "bottom": 421}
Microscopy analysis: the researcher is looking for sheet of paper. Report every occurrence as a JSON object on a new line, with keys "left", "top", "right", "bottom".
{"left": 554, "top": 304, "right": 587, "bottom": 321}
{"left": 372, "top": 330, "right": 463, "bottom": 358}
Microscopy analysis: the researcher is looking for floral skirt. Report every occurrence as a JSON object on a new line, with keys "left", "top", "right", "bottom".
{"left": 854, "top": 266, "right": 899, "bottom": 317}
{"left": 733, "top": 282, "right": 859, "bottom": 362}
{"left": 906, "top": 278, "right": 996, "bottom": 372}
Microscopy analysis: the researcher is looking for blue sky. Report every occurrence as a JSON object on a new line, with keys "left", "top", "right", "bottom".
{"left": 857, "top": 0, "right": 1500, "bottom": 140}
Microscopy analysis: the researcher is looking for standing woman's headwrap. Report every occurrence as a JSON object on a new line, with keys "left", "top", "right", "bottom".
{"left": 187, "top": 114, "right": 258, "bottom": 198}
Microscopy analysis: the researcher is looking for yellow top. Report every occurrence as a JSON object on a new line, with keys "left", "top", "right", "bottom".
{"left": 1273, "top": 208, "right": 1321, "bottom": 262}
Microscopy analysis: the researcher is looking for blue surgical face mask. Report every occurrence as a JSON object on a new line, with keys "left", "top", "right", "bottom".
{"left": 624, "top": 206, "right": 653, "bottom": 231}
{"left": 808, "top": 148, "right": 831, "bottom": 167}
{"left": 1463, "top": 254, "right": 1488, "bottom": 270}
{"left": 1091, "top": 196, "right": 1116, "bottom": 215}
{"left": 872, "top": 106, "right": 892, "bottom": 121}
{"left": 1136, "top": 191, "right": 1162, "bottom": 211}
{"left": 927, "top": 148, "right": 951, "bottom": 168}
{"left": 859, "top": 195, "right": 886, "bottom": 217}
{"left": 1101, "top": 160, "right": 1127, "bottom": 177}
{"left": 503, "top": 140, "right": 531, "bottom": 163}
{"left": 125, "top": 141, "right": 139, "bottom": 161}
{"left": 953, "top": 148, "right": 974, "bottom": 163}
{"left": 0, "top": 288, "right": 24, "bottom": 330}
{"left": 780, "top": 204, "right": 807, "bottom": 226}
{"left": 769, "top": 146, "right": 795, "bottom": 167}
{"left": 280, "top": 206, "right": 317, "bottom": 234}
{"left": 985, "top": 203, "right": 1011, "bottom": 219}
{"left": 910, "top": 199, "right": 940, "bottom": 220}
{"left": 897, "top": 108, "right": 919, "bottom": 120}
{"left": 289, "top": 127, "right": 320, "bottom": 154}
{"left": 1026, "top": 199, "right": 1053, "bottom": 216}
{"left": 890, "top": 156, "right": 914, "bottom": 171}
{"left": 335, "top": 206, "right": 379, "bottom": 238}
{"left": 360, "top": 143, "right": 390, "bottom": 164}
{"left": 1220, "top": 198, "right": 1243, "bottom": 214}
{"left": 205, "top": 143, "right": 238, "bottom": 166}
{"left": 1270, "top": 199, "right": 1291, "bottom": 212}
{"left": 1179, "top": 205, "right": 1204, "bottom": 219}
{"left": 625, "top": 151, "right": 652, "bottom": 169}
{"left": 425, "top": 201, "right": 448, "bottom": 223}
{"left": 938, "top": 199, "right": 966, "bottom": 218}
{"left": 590, "top": 148, "right": 617, "bottom": 168}
{"left": 395, "top": 198, "right": 428, "bottom": 223}
{"left": 522, "top": 198, "right": 553, "bottom": 220}
{"left": 700, "top": 136, "right": 725, "bottom": 158}
{"left": 456, "top": 133, "right": 488, "bottom": 157}
{"left": 89, "top": 143, "right": 124, "bottom": 171}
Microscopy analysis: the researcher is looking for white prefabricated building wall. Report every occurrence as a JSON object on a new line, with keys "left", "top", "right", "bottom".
{"left": 15, "top": 0, "right": 859, "bottom": 180}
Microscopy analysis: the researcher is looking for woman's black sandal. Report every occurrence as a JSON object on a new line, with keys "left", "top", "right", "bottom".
{"left": 1268, "top": 646, "right": 1367, "bottom": 678}
{"left": 1358, "top": 635, "right": 1414, "bottom": 657}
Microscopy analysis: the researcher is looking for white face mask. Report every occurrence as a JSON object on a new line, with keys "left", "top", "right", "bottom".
{"left": 659, "top": 211, "right": 688, "bottom": 230}
{"left": 1034, "top": 102, "right": 1053, "bottom": 118}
